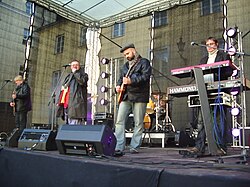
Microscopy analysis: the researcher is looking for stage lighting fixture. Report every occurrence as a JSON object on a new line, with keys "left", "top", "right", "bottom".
{"left": 231, "top": 107, "right": 240, "bottom": 116}
{"left": 100, "top": 86, "right": 110, "bottom": 93}
{"left": 100, "top": 72, "right": 110, "bottom": 79}
{"left": 232, "top": 128, "right": 240, "bottom": 137}
{"left": 230, "top": 87, "right": 240, "bottom": 96}
{"left": 228, "top": 46, "right": 236, "bottom": 56}
{"left": 100, "top": 98, "right": 109, "bottom": 106}
{"left": 101, "top": 58, "right": 110, "bottom": 65}
{"left": 226, "top": 27, "right": 237, "bottom": 38}
{"left": 231, "top": 69, "right": 238, "bottom": 77}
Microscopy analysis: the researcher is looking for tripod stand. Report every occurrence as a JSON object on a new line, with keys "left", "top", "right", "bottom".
{"left": 48, "top": 66, "right": 68, "bottom": 130}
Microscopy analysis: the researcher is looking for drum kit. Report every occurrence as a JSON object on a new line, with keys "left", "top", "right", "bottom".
{"left": 125, "top": 91, "right": 175, "bottom": 133}
{"left": 145, "top": 91, "right": 175, "bottom": 132}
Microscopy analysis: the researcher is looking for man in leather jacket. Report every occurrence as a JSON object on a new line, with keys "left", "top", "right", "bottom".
{"left": 10, "top": 75, "right": 32, "bottom": 132}
{"left": 114, "top": 43, "right": 152, "bottom": 155}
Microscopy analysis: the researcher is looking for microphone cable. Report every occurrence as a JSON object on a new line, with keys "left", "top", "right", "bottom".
{"left": 213, "top": 66, "right": 226, "bottom": 149}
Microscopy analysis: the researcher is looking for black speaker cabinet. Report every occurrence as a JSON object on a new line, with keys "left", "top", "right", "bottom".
{"left": 94, "top": 112, "right": 114, "bottom": 129}
{"left": 175, "top": 131, "right": 195, "bottom": 147}
{"left": 6, "top": 128, "right": 21, "bottom": 147}
{"left": 94, "top": 119, "right": 114, "bottom": 130}
{"left": 18, "top": 129, "right": 57, "bottom": 151}
{"left": 55, "top": 124, "right": 117, "bottom": 156}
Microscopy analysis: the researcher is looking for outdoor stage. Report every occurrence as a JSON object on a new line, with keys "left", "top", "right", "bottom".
{"left": 0, "top": 144, "right": 249, "bottom": 187}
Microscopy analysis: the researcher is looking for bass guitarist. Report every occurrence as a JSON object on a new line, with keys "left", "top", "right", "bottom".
{"left": 114, "top": 43, "right": 152, "bottom": 155}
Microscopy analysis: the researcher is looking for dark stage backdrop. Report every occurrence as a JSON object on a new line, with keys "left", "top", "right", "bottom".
{"left": 0, "top": 102, "right": 15, "bottom": 134}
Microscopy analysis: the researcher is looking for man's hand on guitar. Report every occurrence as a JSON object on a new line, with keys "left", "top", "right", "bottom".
{"left": 10, "top": 102, "right": 15, "bottom": 107}
{"left": 12, "top": 93, "right": 16, "bottom": 99}
{"left": 122, "top": 77, "right": 131, "bottom": 85}
{"left": 116, "top": 86, "right": 121, "bottom": 93}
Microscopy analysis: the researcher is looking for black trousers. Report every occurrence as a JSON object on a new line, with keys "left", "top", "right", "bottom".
{"left": 194, "top": 106, "right": 229, "bottom": 153}
{"left": 15, "top": 111, "right": 28, "bottom": 131}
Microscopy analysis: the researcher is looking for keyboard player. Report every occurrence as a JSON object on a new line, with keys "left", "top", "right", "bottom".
{"left": 189, "top": 37, "right": 232, "bottom": 156}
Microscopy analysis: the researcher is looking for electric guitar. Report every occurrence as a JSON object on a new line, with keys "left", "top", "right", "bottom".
{"left": 117, "top": 60, "right": 139, "bottom": 104}
{"left": 11, "top": 91, "right": 16, "bottom": 116}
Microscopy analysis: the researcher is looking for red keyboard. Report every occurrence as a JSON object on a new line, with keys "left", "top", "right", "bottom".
{"left": 171, "top": 60, "right": 238, "bottom": 78}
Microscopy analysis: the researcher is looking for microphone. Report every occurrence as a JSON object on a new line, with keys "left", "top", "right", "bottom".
{"left": 62, "top": 64, "right": 71, "bottom": 68}
{"left": 190, "top": 42, "right": 208, "bottom": 48}
{"left": 4, "top": 79, "right": 12, "bottom": 82}
{"left": 191, "top": 42, "right": 198, "bottom": 46}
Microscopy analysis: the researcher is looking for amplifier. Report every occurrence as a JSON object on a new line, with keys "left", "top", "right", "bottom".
{"left": 94, "top": 112, "right": 113, "bottom": 120}
{"left": 188, "top": 92, "right": 233, "bottom": 108}
{"left": 18, "top": 129, "right": 57, "bottom": 151}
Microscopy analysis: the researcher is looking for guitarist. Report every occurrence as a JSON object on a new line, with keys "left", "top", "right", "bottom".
{"left": 114, "top": 43, "right": 152, "bottom": 155}
{"left": 9, "top": 75, "right": 32, "bottom": 133}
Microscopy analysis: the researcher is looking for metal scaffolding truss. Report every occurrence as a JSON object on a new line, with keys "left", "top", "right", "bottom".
{"left": 230, "top": 30, "right": 248, "bottom": 150}
{"left": 29, "top": 0, "right": 196, "bottom": 27}
{"left": 99, "top": 0, "right": 196, "bottom": 27}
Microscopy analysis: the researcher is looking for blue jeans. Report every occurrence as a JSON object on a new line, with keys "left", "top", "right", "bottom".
{"left": 114, "top": 101, "right": 147, "bottom": 151}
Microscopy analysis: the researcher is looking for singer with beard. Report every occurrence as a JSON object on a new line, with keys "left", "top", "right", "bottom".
{"left": 10, "top": 75, "right": 32, "bottom": 132}
{"left": 114, "top": 43, "right": 152, "bottom": 155}
{"left": 189, "top": 37, "right": 231, "bottom": 156}
{"left": 56, "top": 60, "right": 88, "bottom": 125}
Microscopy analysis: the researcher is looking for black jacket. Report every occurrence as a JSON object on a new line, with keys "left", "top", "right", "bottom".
{"left": 14, "top": 82, "right": 32, "bottom": 112}
{"left": 200, "top": 50, "right": 232, "bottom": 81}
{"left": 57, "top": 68, "right": 88, "bottom": 119}
{"left": 117, "top": 57, "right": 152, "bottom": 103}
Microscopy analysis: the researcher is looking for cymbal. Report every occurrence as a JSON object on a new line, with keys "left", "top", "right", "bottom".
{"left": 151, "top": 91, "right": 166, "bottom": 95}
{"left": 160, "top": 99, "right": 168, "bottom": 102}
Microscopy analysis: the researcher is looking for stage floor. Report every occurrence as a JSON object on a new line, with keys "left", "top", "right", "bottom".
{"left": 0, "top": 144, "right": 249, "bottom": 187}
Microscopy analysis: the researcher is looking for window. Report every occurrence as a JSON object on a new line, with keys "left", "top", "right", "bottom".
{"left": 23, "top": 28, "right": 29, "bottom": 39}
{"left": 26, "top": 2, "right": 33, "bottom": 15}
{"left": 55, "top": 35, "right": 64, "bottom": 54}
{"left": 154, "top": 11, "right": 167, "bottom": 27}
{"left": 112, "top": 22, "right": 125, "bottom": 38}
{"left": 153, "top": 47, "right": 169, "bottom": 75}
{"left": 80, "top": 27, "right": 87, "bottom": 47}
{"left": 51, "top": 70, "right": 61, "bottom": 92}
{"left": 201, "top": 0, "right": 221, "bottom": 16}
{"left": 113, "top": 57, "right": 124, "bottom": 83}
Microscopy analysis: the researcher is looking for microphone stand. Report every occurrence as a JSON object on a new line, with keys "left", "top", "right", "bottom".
{"left": 151, "top": 73, "right": 162, "bottom": 132}
{"left": 0, "top": 80, "right": 12, "bottom": 91}
{"left": 0, "top": 80, "right": 12, "bottom": 138}
{"left": 151, "top": 67, "right": 179, "bottom": 132}
{"left": 191, "top": 42, "right": 250, "bottom": 56}
{"left": 48, "top": 66, "right": 68, "bottom": 131}
{"left": 151, "top": 66, "right": 180, "bottom": 86}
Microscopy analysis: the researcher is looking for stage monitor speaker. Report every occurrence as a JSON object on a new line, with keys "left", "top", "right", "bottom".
{"left": 94, "top": 119, "right": 114, "bottom": 130}
{"left": 55, "top": 124, "right": 116, "bottom": 156}
{"left": 6, "top": 128, "right": 21, "bottom": 147}
{"left": 18, "top": 129, "right": 57, "bottom": 151}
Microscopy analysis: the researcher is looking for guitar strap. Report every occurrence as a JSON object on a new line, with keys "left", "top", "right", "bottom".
{"left": 127, "top": 55, "right": 141, "bottom": 77}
